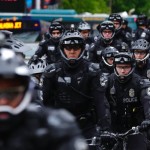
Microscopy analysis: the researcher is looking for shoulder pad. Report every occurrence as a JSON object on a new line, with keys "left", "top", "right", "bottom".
{"left": 140, "top": 78, "right": 150, "bottom": 89}
{"left": 88, "top": 62, "right": 100, "bottom": 73}
{"left": 39, "top": 40, "right": 47, "bottom": 46}
{"left": 43, "top": 63, "right": 60, "bottom": 78}
{"left": 46, "top": 108, "right": 80, "bottom": 139}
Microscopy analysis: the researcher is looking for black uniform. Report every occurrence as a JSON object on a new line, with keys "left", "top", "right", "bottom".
{"left": 91, "top": 38, "right": 121, "bottom": 63}
{"left": 0, "top": 105, "right": 88, "bottom": 150}
{"left": 33, "top": 39, "right": 61, "bottom": 64}
{"left": 132, "top": 28, "right": 150, "bottom": 43}
{"left": 105, "top": 73, "right": 150, "bottom": 133}
{"left": 134, "top": 59, "right": 150, "bottom": 80}
{"left": 99, "top": 61, "right": 114, "bottom": 75}
{"left": 42, "top": 59, "right": 110, "bottom": 138}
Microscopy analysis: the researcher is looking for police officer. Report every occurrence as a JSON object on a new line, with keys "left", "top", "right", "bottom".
{"left": 0, "top": 48, "right": 88, "bottom": 150}
{"left": 108, "top": 13, "right": 132, "bottom": 46}
{"left": 28, "top": 58, "right": 48, "bottom": 101}
{"left": 29, "top": 21, "right": 65, "bottom": 64}
{"left": 131, "top": 39, "right": 150, "bottom": 79}
{"left": 42, "top": 28, "right": 110, "bottom": 139}
{"left": 122, "top": 19, "right": 132, "bottom": 34}
{"left": 105, "top": 52, "right": 150, "bottom": 149}
{"left": 92, "top": 20, "right": 122, "bottom": 63}
{"left": 100, "top": 46, "right": 119, "bottom": 75}
{"left": 132, "top": 14, "right": 150, "bottom": 43}
{"left": 77, "top": 21, "right": 95, "bottom": 60}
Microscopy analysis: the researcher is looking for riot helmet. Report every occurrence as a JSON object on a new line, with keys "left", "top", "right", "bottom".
{"left": 98, "top": 20, "right": 115, "bottom": 43}
{"left": 113, "top": 52, "right": 135, "bottom": 83}
{"left": 78, "top": 21, "right": 91, "bottom": 39}
{"left": 0, "top": 48, "right": 33, "bottom": 131}
{"left": 108, "top": 13, "right": 123, "bottom": 31}
{"left": 59, "top": 25, "right": 85, "bottom": 68}
{"left": 28, "top": 58, "right": 47, "bottom": 81}
{"left": 136, "top": 14, "right": 148, "bottom": 27}
{"left": 49, "top": 21, "right": 65, "bottom": 42}
{"left": 102, "top": 46, "right": 119, "bottom": 67}
{"left": 78, "top": 21, "right": 91, "bottom": 31}
{"left": 131, "top": 39, "right": 150, "bottom": 66}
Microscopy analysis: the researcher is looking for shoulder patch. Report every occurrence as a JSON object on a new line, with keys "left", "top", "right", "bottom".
{"left": 100, "top": 73, "right": 108, "bottom": 87}
{"left": 147, "top": 87, "right": 150, "bottom": 96}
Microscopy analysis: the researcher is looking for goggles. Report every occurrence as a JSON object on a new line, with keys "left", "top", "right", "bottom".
{"left": 0, "top": 86, "right": 25, "bottom": 101}
{"left": 64, "top": 45, "right": 82, "bottom": 51}
{"left": 115, "top": 57, "right": 131, "bottom": 63}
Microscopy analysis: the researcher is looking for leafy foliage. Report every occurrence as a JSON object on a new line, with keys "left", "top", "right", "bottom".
{"left": 59, "top": 0, "right": 110, "bottom": 14}
{"left": 59, "top": 0, "right": 150, "bottom": 16}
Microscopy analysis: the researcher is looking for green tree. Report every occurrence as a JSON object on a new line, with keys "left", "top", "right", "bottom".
{"left": 59, "top": 0, "right": 110, "bottom": 14}
{"left": 112, "top": 0, "right": 150, "bottom": 16}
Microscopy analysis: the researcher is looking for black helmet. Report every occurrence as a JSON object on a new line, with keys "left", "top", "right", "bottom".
{"left": 108, "top": 13, "right": 122, "bottom": 31}
{"left": 98, "top": 20, "right": 115, "bottom": 43}
{"left": 117, "top": 42, "right": 130, "bottom": 53}
{"left": 59, "top": 26, "right": 85, "bottom": 68}
{"left": 78, "top": 21, "right": 91, "bottom": 31}
{"left": 122, "top": 19, "right": 128, "bottom": 25}
{"left": 136, "top": 14, "right": 147, "bottom": 27}
{"left": 131, "top": 39, "right": 150, "bottom": 65}
{"left": 0, "top": 48, "right": 33, "bottom": 131}
{"left": 102, "top": 46, "right": 119, "bottom": 67}
{"left": 49, "top": 21, "right": 65, "bottom": 42}
{"left": 113, "top": 52, "right": 135, "bottom": 83}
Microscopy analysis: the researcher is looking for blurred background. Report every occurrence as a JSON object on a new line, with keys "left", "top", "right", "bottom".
{"left": 0, "top": 0, "right": 149, "bottom": 59}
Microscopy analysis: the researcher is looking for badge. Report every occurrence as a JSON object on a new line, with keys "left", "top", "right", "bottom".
{"left": 147, "top": 87, "right": 150, "bottom": 96}
{"left": 129, "top": 88, "right": 134, "bottom": 97}
{"left": 48, "top": 46, "right": 55, "bottom": 51}
{"left": 147, "top": 70, "right": 150, "bottom": 79}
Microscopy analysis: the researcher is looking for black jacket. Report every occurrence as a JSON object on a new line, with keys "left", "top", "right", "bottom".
{"left": 106, "top": 73, "right": 150, "bottom": 132}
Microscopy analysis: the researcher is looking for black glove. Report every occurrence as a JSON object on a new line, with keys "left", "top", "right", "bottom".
{"left": 141, "top": 120, "right": 150, "bottom": 129}
{"left": 28, "top": 55, "right": 38, "bottom": 65}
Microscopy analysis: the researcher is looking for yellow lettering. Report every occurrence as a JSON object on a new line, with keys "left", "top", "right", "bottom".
{"left": 14, "top": 22, "right": 22, "bottom": 29}
{"left": 0, "top": 22, "right": 22, "bottom": 29}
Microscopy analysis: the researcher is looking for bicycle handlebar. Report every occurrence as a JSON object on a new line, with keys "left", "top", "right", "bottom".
{"left": 87, "top": 125, "right": 145, "bottom": 146}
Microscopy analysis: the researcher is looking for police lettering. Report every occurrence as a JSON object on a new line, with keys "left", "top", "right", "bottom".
{"left": 123, "top": 97, "right": 138, "bottom": 103}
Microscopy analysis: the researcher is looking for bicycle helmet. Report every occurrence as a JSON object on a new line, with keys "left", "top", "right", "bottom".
{"left": 131, "top": 39, "right": 150, "bottom": 65}
{"left": 49, "top": 21, "right": 65, "bottom": 42}
{"left": 113, "top": 52, "right": 135, "bottom": 83}
{"left": 59, "top": 26, "right": 85, "bottom": 68}
{"left": 136, "top": 14, "right": 148, "bottom": 27}
{"left": 78, "top": 21, "right": 91, "bottom": 31}
{"left": 98, "top": 20, "right": 115, "bottom": 43}
{"left": 122, "top": 19, "right": 128, "bottom": 26}
{"left": 108, "top": 13, "right": 123, "bottom": 31}
{"left": 0, "top": 48, "right": 33, "bottom": 131}
{"left": 102, "top": 46, "right": 119, "bottom": 67}
{"left": 28, "top": 58, "right": 47, "bottom": 75}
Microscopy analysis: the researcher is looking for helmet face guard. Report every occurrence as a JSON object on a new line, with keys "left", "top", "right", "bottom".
{"left": 108, "top": 14, "right": 123, "bottom": 31}
{"left": 131, "top": 39, "right": 150, "bottom": 65}
{"left": 113, "top": 53, "right": 135, "bottom": 83}
{"left": 99, "top": 21, "right": 115, "bottom": 43}
{"left": 0, "top": 49, "right": 33, "bottom": 120}
{"left": 102, "top": 46, "right": 119, "bottom": 67}
{"left": 49, "top": 22, "right": 65, "bottom": 42}
{"left": 59, "top": 30, "right": 85, "bottom": 68}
